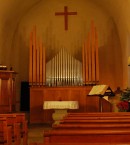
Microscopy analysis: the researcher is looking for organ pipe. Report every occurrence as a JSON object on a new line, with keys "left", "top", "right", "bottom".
{"left": 29, "top": 22, "right": 99, "bottom": 87}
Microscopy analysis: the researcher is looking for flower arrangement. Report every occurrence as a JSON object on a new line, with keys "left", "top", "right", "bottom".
{"left": 116, "top": 88, "right": 130, "bottom": 112}
{"left": 117, "top": 101, "right": 129, "bottom": 112}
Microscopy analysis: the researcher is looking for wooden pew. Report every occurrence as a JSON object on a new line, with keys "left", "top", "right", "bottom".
{"left": 0, "top": 115, "right": 21, "bottom": 145}
{"left": 0, "top": 113, "right": 28, "bottom": 145}
{"left": 13, "top": 113, "right": 28, "bottom": 145}
{"left": 60, "top": 112, "right": 130, "bottom": 124}
{"left": 53, "top": 123, "right": 130, "bottom": 130}
{"left": 43, "top": 129, "right": 130, "bottom": 143}
{"left": 44, "top": 112, "right": 130, "bottom": 144}
{"left": 0, "top": 118, "right": 12, "bottom": 145}
{"left": 59, "top": 118, "right": 130, "bottom": 124}
{"left": 30, "top": 143, "right": 130, "bottom": 145}
{"left": 62, "top": 116, "right": 130, "bottom": 121}
{"left": 66, "top": 112, "right": 130, "bottom": 117}
{"left": 53, "top": 113, "right": 130, "bottom": 129}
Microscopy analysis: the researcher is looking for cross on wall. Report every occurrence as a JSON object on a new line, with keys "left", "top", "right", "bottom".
{"left": 55, "top": 6, "right": 77, "bottom": 31}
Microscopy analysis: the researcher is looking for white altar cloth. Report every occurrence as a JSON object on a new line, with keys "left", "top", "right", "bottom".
{"left": 43, "top": 101, "right": 79, "bottom": 110}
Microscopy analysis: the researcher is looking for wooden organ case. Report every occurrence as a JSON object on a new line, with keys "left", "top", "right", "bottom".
{"left": 29, "top": 22, "right": 112, "bottom": 124}
{"left": 0, "top": 70, "right": 16, "bottom": 113}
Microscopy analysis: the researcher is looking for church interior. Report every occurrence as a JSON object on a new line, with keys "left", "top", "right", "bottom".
{"left": 1, "top": 0, "right": 130, "bottom": 144}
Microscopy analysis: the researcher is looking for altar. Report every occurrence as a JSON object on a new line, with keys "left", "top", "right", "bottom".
{"left": 43, "top": 101, "right": 79, "bottom": 124}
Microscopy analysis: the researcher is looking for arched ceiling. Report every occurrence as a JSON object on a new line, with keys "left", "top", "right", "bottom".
{"left": 0, "top": 0, "right": 129, "bottom": 49}
{"left": 0, "top": 0, "right": 129, "bottom": 89}
{"left": 93, "top": 0, "right": 130, "bottom": 35}
{"left": 0, "top": 0, "right": 129, "bottom": 38}
{"left": 0, "top": 0, "right": 129, "bottom": 30}
{"left": 2, "top": 0, "right": 129, "bottom": 66}
{"left": 0, "top": 0, "right": 128, "bottom": 65}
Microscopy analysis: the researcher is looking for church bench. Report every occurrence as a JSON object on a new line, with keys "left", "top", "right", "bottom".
{"left": 43, "top": 129, "right": 130, "bottom": 143}
{"left": 12, "top": 113, "right": 28, "bottom": 145}
{"left": 0, "top": 118, "right": 12, "bottom": 145}
{"left": 0, "top": 113, "right": 28, "bottom": 145}
{"left": 62, "top": 116, "right": 130, "bottom": 120}
{"left": 52, "top": 123, "right": 130, "bottom": 130}
{"left": 66, "top": 112, "right": 130, "bottom": 117}
{"left": 0, "top": 115, "right": 21, "bottom": 145}
{"left": 59, "top": 118, "right": 130, "bottom": 124}
{"left": 30, "top": 143, "right": 130, "bottom": 145}
{"left": 52, "top": 120, "right": 130, "bottom": 133}
{"left": 44, "top": 113, "right": 130, "bottom": 144}
{"left": 60, "top": 112, "right": 130, "bottom": 125}
{"left": 60, "top": 112, "right": 130, "bottom": 122}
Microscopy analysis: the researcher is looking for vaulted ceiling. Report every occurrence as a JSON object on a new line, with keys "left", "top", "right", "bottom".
{"left": 0, "top": 0, "right": 130, "bottom": 91}
{"left": 1, "top": 0, "right": 129, "bottom": 44}
{"left": 1, "top": 0, "right": 129, "bottom": 61}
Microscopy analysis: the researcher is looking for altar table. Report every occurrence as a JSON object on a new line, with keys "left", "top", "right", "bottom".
{"left": 43, "top": 101, "right": 79, "bottom": 124}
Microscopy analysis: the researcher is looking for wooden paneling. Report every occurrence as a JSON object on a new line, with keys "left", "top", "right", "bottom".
{"left": 30, "top": 86, "right": 112, "bottom": 123}
{"left": 30, "top": 89, "right": 44, "bottom": 123}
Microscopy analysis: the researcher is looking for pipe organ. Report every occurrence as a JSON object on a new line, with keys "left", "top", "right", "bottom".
{"left": 82, "top": 21, "right": 99, "bottom": 85}
{"left": 29, "top": 21, "right": 99, "bottom": 87}
{"left": 46, "top": 48, "right": 82, "bottom": 86}
{"left": 29, "top": 22, "right": 112, "bottom": 124}
{"left": 29, "top": 26, "right": 46, "bottom": 86}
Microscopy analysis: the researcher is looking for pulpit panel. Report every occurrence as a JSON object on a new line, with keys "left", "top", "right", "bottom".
{"left": 86, "top": 96, "right": 100, "bottom": 112}
{"left": 0, "top": 71, "right": 16, "bottom": 113}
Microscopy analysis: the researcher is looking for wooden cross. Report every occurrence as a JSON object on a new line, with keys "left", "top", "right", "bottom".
{"left": 55, "top": 6, "right": 77, "bottom": 30}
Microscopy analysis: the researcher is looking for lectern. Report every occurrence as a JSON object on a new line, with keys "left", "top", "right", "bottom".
{"left": 0, "top": 70, "right": 17, "bottom": 113}
{"left": 88, "top": 85, "right": 114, "bottom": 112}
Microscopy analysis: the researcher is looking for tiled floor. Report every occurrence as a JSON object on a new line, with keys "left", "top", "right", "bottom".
{"left": 28, "top": 123, "right": 52, "bottom": 144}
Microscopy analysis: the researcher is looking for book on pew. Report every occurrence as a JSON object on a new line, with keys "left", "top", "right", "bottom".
{"left": 88, "top": 85, "right": 115, "bottom": 96}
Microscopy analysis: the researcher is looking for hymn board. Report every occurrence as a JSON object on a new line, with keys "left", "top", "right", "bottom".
{"left": 29, "top": 12, "right": 110, "bottom": 123}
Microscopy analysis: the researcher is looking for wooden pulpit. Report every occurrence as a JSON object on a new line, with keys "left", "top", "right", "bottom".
{"left": 0, "top": 70, "right": 17, "bottom": 113}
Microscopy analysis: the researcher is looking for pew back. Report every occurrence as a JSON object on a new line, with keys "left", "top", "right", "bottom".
{"left": 66, "top": 112, "right": 130, "bottom": 117}
{"left": 44, "top": 112, "right": 130, "bottom": 144}
{"left": 43, "top": 129, "right": 130, "bottom": 143}
{"left": 53, "top": 123, "right": 130, "bottom": 130}
{"left": 0, "top": 113, "right": 28, "bottom": 145}
{"left": 30, "top": 143, "right": 130, "bottom": 145}
{"left": 0, "top": 118, "right": 12, "bottom": 145}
